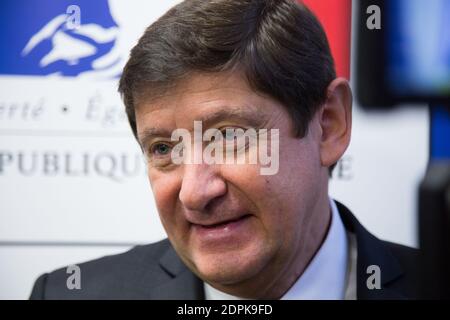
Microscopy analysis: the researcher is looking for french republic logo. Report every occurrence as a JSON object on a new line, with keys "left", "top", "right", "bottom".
{"left": 0, "top": 0, "right": 120, "bottom": 77}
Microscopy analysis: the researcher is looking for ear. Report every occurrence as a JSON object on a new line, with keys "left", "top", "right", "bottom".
{"left": 318, "top": 78, "right": 352, "bottom": 168}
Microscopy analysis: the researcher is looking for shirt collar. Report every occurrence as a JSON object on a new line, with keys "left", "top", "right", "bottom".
{"left": 204, "top": 198, "right": 349, "bottom": 300}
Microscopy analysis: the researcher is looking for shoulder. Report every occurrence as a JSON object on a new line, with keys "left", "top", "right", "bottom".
{"left": 335, "top": 200, "right": 421, "bottom": 298}
{"left": 30, "top": 239, "right": 173, "bottom": 299}
{"left": 381, "top": 240, "right": 421, "bottom": 297}
{"left": 383, "top": 240, "right": 420, "bottom": 264}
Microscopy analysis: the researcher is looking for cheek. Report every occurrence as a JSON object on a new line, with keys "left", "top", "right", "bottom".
{"left": 148, "top": 170, "right": 181, "bottom": 227}
{"left": 276, "top": 140, "right": 323, "bottom": 232}
{"left": 253, "top": 139, "right": 321, "bottom": 233}
{"left": 220, "top": 164, "right": 285, "bottom": 234}
{"left": 280, "top": 136, "right": 321, "bottom": 189}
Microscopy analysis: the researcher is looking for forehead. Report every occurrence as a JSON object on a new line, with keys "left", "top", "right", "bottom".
{"left": 134, "top": 71, "right": 286, "bottom": 137}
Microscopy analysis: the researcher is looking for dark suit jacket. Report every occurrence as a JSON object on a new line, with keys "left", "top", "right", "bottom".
{"left": 29, "top": 201, "right": 421, "bottom": 299}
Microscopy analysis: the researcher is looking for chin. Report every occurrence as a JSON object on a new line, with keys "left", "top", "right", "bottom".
{"left": 193, "top": 245, "right": 272, "bottom": 285}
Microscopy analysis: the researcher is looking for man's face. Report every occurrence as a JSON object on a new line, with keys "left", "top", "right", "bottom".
{"left": 135, "top": 72, "right": 329, "bottom": 296}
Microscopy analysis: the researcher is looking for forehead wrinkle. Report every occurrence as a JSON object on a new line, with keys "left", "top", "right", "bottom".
{"left": 171, "top": 102, "right": 270, "bottom": 133}
{"left": 136, "top": 80, "right": 279, "bottom": 144}
{"left": 135, "top": 73, "right": 270, "bottom": 126}
{"left": 202, "top": 105, "right": 267, "bottom": 128}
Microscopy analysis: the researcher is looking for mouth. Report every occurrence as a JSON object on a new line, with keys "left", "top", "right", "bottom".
{"left": 196, "top": 214, "right": 252, "bottom": 228}
{"left": 190, "top": 214, "right": 252, "bottom": 241}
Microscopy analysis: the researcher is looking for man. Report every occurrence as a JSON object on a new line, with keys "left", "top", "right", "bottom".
{"left": 30, "top": 0, "right": 420, "bottom": 299}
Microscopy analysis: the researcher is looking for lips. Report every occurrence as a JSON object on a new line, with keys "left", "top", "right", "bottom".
{"left": 196, "top": 214, "right": 251, "bottom": 229}
{"left": 190, "top": 214, "right": 252, "bottom": 242}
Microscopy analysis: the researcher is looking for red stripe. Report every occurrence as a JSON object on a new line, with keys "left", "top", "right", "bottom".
{"left": 301, "top": 0, "right": 352, "bottom": 79}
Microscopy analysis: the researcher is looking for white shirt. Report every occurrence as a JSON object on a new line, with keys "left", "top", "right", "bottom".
{"left": 204, "top": 198, "right": 358, "bottom": 300}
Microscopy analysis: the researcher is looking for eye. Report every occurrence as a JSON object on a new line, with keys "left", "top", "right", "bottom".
{"left": 221, "top": 127, "right": 243, "bottom": 141}
{"left": 150, "top": 142, "right": 172, "bottom": 156}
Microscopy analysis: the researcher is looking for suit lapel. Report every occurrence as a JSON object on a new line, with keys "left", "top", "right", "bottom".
{"left": 150, "top": 244, "right": 204, "bottom": 299}
{"left": 336, "top": 201, "right": 407, "bottom": 299}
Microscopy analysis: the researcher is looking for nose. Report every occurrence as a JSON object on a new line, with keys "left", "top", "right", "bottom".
{"left": 179, "top": 163, "right": 227, "bottom": 212}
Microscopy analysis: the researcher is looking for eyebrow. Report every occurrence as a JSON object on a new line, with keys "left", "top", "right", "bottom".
{"left": 138, "top": 127, "right": 174, "bottom": 148}
{"left": 137, "top": 105, "right": 268, "bottom": 146}
{"left": 200, "top": 106, "right": 268, "bottom": 129}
